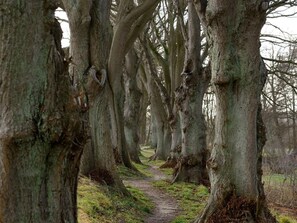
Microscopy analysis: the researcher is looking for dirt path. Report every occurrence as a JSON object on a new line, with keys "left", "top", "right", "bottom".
{"left": 124, "top": 166, "right": 180, "bottom": 223}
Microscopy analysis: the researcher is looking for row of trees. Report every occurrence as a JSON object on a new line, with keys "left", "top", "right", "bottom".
{"left": 0, "top": 0, "right": 296, "bottom": 222}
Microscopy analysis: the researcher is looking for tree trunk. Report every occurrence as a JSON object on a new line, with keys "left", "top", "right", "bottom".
{"left": 173, "top": 1, "right": 210, "bottom": 185}
{"left": 138, "top": 85, "right": 149, "bottom": 145}
{"left": 147, "top": 72, "right": 171, "bottom": 160}
{"left": 63, "top": 0, "right": 126, "bottom": 191}
{"left": 196, "top": 1, "right": 276, "bottom": 222}
{"left": 82, "top": 84, "right": 127, "bottom": 193}
{"left": 0, "top": 1, "right": 84, "bottom": 222}
{"left": 108, "top": 0, "right": 160, "bottom": 169}
{"left": 150, "top": 114, "right": 158, "bottom": 148}
{"left": 124, "top": 49, "right": 142, "bottom": 163}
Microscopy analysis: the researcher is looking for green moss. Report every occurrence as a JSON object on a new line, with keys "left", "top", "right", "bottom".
{"left": 140, "top": 148, "right": 172, "bottom": 177}
{"left": 117, "top": 165, "right": 142, "bottom": 179}
{"left": 77, "top": 176, "right": 153, "bottom": 223}
{"left": 140, "top": 148, "right": 155, "bottom": 158}
{"left": 272, "top": 210, "right": 297, "bottom": 223}
{"left": 133, "top": 162, "right": 154, "bottom": 177}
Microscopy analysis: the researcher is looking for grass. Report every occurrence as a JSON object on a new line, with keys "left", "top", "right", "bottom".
{"left": 77, "top": 176, "right": 153, "bottom": 223}
{"left": 77, "top": 147, "right": 297, "bottom": 223}
{"left": 272, "top": 210, "right": 297, "bottom": 223}
{"left": 153, "top": 180, "right": 209, "bottom": 223}
{"left": 140, "top": 147, "right": 209, "bottom": 222}
{"left": 140, "top": 147, "right": 173, "bottom": 176}
{"left": 263, "top": 173, "right": 290, "bottom": 184}
{"left": 263, "top": 172, "right": 297, "bottom": 223}
{"left": 117, "top": 164, "right": 145, "bottom": 179}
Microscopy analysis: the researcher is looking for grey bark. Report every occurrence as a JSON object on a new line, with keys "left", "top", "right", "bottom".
{"left": 196, "top": 1, "right": 276, "bottom": 222}
{"left": 62, "top": 0, "right": 126, "bottom": 191}
{"left": 0, "top": 1, "right": 85, "bottom": 222}
{"left": 146, "top": 65, "right": 171, "bottom": 160}
{"left": 124, "top": 49, "right": 142, "bottom": 163}
{"left": 138, "top": 84, "right": 149, "bottom": 145}
{"left": 108, "top": 0, "right": 160, "bottom": 169}
{"left": 172, "top": 1, "right": 210, "bottom": 185}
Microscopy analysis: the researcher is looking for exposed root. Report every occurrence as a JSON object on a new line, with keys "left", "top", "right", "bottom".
{"left": 159, "top": 157, "right": 177, "bottom": 169}
{"left": 149, "top": 153, "right": 158, "bottom": 161}
{"left": 87, "top": 169, "right": 130, "bottom": 196}
{"left": 172, "top": 155, "right": 209, "bottom": 186}
{"left": 196, "top": 193, "right": 277, "bottom": 223}
{"left": 160, "top": 145, "right": 181, "bottom": 168}
{"left": 88, "top": 169, "right": 115, "bottom": 185}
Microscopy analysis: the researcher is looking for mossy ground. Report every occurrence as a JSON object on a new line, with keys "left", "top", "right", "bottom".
{"left": 77, "top": 176, "right": 153, "bottom": 223}
{"left": 77, "top": 147, "right": 297, "bottom": 223}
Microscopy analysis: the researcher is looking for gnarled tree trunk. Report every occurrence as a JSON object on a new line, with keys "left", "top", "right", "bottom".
{"left": 62, "top": 0, "right": 126, "bottom": 192}
{"left": 124, "top": 49, "right": 142, "bottom": 163}
{"left": 108, "top": 0, "right": 161, "bottom": 169}
{"left": 0, "top": 1, "right": 84, "bottom": 222}
{"left": 196, "top": 1, "right": 276, "bottom": 222}
{"left": 173, "top": 1, "right": 210, "bottom": 185}
{"left": 146, "top": 70, "right": 171, "bottom": 160}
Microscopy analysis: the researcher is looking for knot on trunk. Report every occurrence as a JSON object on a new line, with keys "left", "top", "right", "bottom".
{"left": 207, "top": 156, "right": 219, "bottom": 171}
{"left": 86, "top": 66, "right": 106, "bottom": 87}
{"left": 84, "top": 66, "right": 107, "bottom": 107}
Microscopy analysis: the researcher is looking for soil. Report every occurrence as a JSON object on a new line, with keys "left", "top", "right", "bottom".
{"left": 124, "top": 165, "right": 180, "bottom": 223}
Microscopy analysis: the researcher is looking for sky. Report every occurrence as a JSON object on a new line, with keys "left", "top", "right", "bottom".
{"left": 261, "top": 6, "right": 297, "bottom": 56}
{"left": 56, "top": 5, "right": 297, "bottom": 53}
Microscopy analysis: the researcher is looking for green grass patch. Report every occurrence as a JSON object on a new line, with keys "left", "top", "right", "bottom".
{"left": 140, "top": 147, "right": 155, "bottom": 158}
{"left": 152, "top": 180, "right": 209, "bottom": 222}
{"left": 272, "top": 210, "right": 297, "bottom": 223}
{"left": 117, "top": 164, "right": 145, "bottom": 179}
{"left": 133, "top": 162, "right": 154, "bottom": 177}
{"left": 77, "top": 176, "right": 153, "bottom": 223}
{"left": 263, "top": 174, "right": 290, "bottom": 185}
{"left": 140, "top": 148, "right": 173, "bottom": 177}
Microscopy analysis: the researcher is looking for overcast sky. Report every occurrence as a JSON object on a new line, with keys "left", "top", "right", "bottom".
{"left": 57, "top": 5, "right": 297, "bottom": 54}
{"left": 261, "top": 6, "right": 297, "bottom": 56}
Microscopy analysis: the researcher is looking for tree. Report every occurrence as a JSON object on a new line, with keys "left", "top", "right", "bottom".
{"left": 108, "top": 0, "right": 161, "bottom": 168}
{"left": 139, "top": 0, "right": 184, "bottom": 160}
{"left": 172, "top": 0, "right": 210, "bottom": 185}
{"left": 0, "top": 1, "right": 85, "bottom": 222}
{"left": 196, "top": 1, "right": 276, "bottom": 222}
{"left": 124, "top": 48, "right": 143, "bottom": 163}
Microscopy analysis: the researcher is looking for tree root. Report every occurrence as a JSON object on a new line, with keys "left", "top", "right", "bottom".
{"left": 196, "top": 193, "right": 277, "bottom": 223}
{"left": 172, "top": 155, "right": 209, "bottom": 186}
{"left": 148, "top": 154, "right": 157, "bottom": 161}
{"left": 87, "top": 169, "right": 130, "bottom": 196}
{"left": 159, "top": 157, "right": 177, "bottom": 168}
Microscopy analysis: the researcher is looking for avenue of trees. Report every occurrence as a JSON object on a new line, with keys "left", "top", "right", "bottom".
{"left": 0, "top": 0, "right": 296, "bottom": 222}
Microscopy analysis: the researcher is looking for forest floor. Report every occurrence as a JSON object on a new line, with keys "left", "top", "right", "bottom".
{"left": 124, "top": 165, "right": 180, "bottom": 223}
{"left": 77, "top": 147, "right": 297, "bottom": 223}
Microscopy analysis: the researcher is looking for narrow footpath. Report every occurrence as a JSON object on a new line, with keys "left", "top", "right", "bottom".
{"left": 124, "top": 165, "right": 181, "bottom": 223}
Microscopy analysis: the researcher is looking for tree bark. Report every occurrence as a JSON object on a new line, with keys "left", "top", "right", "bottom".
{"left": 138, "top": 84, "right": 149, "bottom": 145}
{"left": 173, "top": 1, "right": 210, "bottom": 185}
{"left": 63, "top": 0, "right": 126, "bottom": 192}
{"left": 124, "top": 49, "right": 142, "bottom": 163}
{"left": 146, "top": 68, "right": 171, "bottom": 160}
{"left": 108, "top": 0, "right": 160, "bottom": 169}
{"left": 196, "top": 1, "right": 276, "bottom": 222}
{"left": 0, "top": 1, "right": 84, "bottom": 222}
